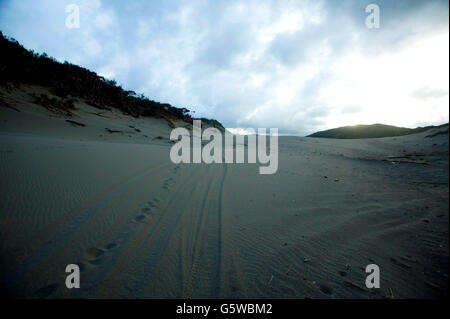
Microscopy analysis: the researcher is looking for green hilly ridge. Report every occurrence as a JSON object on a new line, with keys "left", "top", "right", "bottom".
{"left": 307, "top": 123, "right": 447, "bottom": 139}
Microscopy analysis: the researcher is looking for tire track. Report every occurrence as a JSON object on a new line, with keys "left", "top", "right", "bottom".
{"left": 93, "top": 164, "right": 208, "bottom": 297}
{"left": 141, "top": 164, "right": 218, "bottom": 298}
{"left": 183, "top": 163, "right": 227, "bottom": 298}
{"left": 216, "top": 162, "right": 227, "bottom": 296}
{"left": 180, "top": 165, "right": 219, "bottom": 298}
{"left": 136, "top": 164, "right": 217, "bottom": 297}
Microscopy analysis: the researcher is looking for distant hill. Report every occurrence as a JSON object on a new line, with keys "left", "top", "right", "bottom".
{"left": 307, "top": 123, "right": 448, "bottom": 139}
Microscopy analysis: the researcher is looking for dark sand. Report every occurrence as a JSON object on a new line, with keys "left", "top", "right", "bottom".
{"left": 0, "top": 86, "right": 448, "bottom": 298}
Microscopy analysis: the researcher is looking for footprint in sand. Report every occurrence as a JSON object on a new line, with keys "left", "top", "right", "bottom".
{"left": 147, "top": 201, "right": 158, "bottom": 208}
{"left": 162, "top": 177, "right": 175, "bottom": 190}
{"left": 134, "top": 214, "right": 148, "bottom": 223}
{"left": 133, "top": 199, "right": 162, "bottom": 223}
{"left": 83, "top": 242, "right": 118, "bottom": 266}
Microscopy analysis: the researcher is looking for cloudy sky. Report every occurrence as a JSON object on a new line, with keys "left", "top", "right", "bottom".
{"left": 0, "top": 0, "right": 448, "bottom": 135}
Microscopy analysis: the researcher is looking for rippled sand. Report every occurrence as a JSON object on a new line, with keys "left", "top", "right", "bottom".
{"left": 0, "top": 88, "right": 448, "bottom": 298}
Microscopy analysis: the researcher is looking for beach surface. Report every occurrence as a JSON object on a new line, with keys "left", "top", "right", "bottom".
{"left": 0, "top": 86, "right": 448, "bottom": 298}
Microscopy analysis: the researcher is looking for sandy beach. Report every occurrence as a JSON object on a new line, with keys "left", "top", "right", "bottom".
{"left": 0, "top": 85, "right": 448, "bottom": 299}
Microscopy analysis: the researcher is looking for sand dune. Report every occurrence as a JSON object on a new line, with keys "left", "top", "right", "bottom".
{"left": 0, "top": 86, "right": 448, "bottom": 298}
